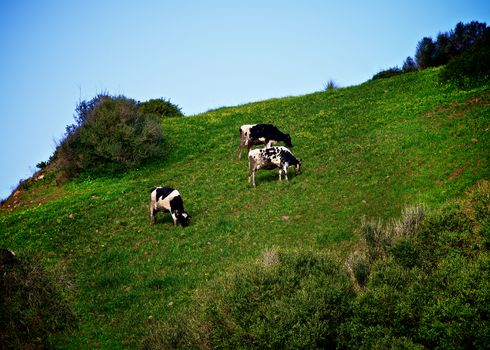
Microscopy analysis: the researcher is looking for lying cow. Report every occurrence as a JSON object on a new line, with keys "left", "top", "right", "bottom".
{"left": 248, "top": 146, "right": 302, "bottom": 187}
{"left": 149, "top": 187, "right": 190, "bottom": 227}
{"left": 238, "top": 124, "right": 292, "bottom": 159}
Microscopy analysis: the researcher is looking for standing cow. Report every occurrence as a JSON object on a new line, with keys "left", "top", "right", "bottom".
{"left": 237, "top": 124, "right": 292, "bottom": 159}
{"left": 248, "top": 146, "right": 302, "bottom": 187}
{"left": 149, "top": 187, "right": 190, "bottom": 227}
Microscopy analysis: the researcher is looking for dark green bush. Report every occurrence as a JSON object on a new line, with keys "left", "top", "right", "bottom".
{"left": 138, "top": 98, "right": 183, "bottom": 118}
{"left": 0, "top": 252, "right": 76, "bottom": 349}
{"left": 341, "top": 181, "right": 490, "bottom": 349}
{"left": 35, "top": 161, "right": 49, "bottom": 170}
{"left": 418, "top": 253, "right": 490, "bottom": 349}
{"left": 54, "top": 94, "right": 165, "bottom": 180}
{"left": 348, "top": 253, "right": 370, "bottom": 288}
{"left": 145, "top": 250, "right": 355, "bottom": 349}
{"left": 440, "top": 27, "right": 490, "bottom": 88}
{"left": 372, "top": 67, "right": 403, "bottom": 80}
{"left": 389, "top": 238, "right": 420, "bottom": 269}
{"left": 200, "top": 251, "right": 355, "bottom": 349}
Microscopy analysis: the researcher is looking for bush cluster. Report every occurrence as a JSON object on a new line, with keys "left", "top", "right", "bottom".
{"left": 373, "top": 21, "right": 489, "bottom": 83}
{"left": 440, "top": 27, "right": 490, "bottom": 88}
{"left": 144, "top": 250, "right": 355, "bottom": 349}
{"left": 343, "top": 182, "right": 490, "bottom": 349}
{"left": 53, "top": 94, "right": 167, "bottom": 181}
{"left": 138, "top": 98, "right": 183, "bottom": 118}
{"left": 144, "top": 181, "right": 490, "bottom": 349}
{"left": 371, "top": 67, "right": 404, "bottom": 81}
{"left": 416, "top": 21, "right": 487, "bottom": 69}
{"left": 0, "top": 251, "right": 76, "bottom": 349}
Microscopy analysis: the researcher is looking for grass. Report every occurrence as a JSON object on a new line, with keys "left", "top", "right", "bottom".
{"left": 1, "top": 68, "right": 489, "bottom": 348}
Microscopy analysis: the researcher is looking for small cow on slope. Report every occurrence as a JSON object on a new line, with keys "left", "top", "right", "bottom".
{"left": 248, "top": 146, "right": 302, "bottom": 187}
{"left": 237, "top": 124, "right": 292, "bottom": 159}
{"left": 150, "top": 187, "right": 190, "bottom": 227}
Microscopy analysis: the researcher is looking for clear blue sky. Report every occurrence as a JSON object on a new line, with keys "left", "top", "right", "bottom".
{"left": 1, "top": 0, "right": 489, "bottom": 200}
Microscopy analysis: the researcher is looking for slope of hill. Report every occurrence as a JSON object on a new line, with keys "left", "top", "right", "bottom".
{"left": 1, "top": 68, "right": 489, "bottom": 348}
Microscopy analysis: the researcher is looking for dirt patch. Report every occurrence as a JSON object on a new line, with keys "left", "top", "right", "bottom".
{"left": 0, "top": 175, "right": 64, "bottom": 212}
{"left": 448, "top": 167, "right": 465, "bottom": 181}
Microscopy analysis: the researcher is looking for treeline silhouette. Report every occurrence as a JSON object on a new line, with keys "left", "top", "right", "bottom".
{"left": 373, "top": 21, "right": 489, "bottom": 81}
{"left": 414, "top": 21, "right": 487, "bottom": 69}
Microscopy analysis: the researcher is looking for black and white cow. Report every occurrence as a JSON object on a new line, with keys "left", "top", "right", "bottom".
{"left": 248, "top": 146, "right": 302, "bottom": 187}
{"left": 149, "top": 187, "right": 190, "bottom": 227}
{"left": 237, "top": 124, "right": 292, "bottom": 159}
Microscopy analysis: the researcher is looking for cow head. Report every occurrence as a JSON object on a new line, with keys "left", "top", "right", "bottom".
{"left": 177, "top": 211, "right": 191, "bottom": 227}
{"left": 284, "top": 134, "right": 292, "bottom": 147}
{"left": 295, "top": 159, "right": 302, "bottom": 174}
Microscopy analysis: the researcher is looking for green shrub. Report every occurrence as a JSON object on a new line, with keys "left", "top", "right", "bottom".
{"left": 346, "top": 252, "right": 370, "bottom": 288}
{"left": 342, "top": 181, "right": 490, "bottom": 349}
{"left": 36, "top": 161, "right": 49, "bottom": 170}
{"left": 0, "top": 251, "right": 76, "bottom": 349}
{"left": 389, "top": 238, "right": 420, "bottom": 269}
{"left": 416, "top": 203, "right": 476, "bottom": 271}
{"left": 418, "top": 253, "right": 490, "bottom": 349}
{"left": 138, "top": 98, "right": 183, "bottom": 118}
{"left": 54, "top": 94, "right": 165, "bottom": 180}
{"left": 340, "top": 267, "right": 427, "bottom": 349}
{"left": 359, "top": 218, "right": 389, "bottom": 261}
{"left": 323, "top": 79, "right": 339, "bottom": 91}
{"left": 359, "top": 206, "right": 425, "bottom": 263}
{"left": 144, "top": 250, "right": 355, "bottom": 349}
{"left": 372, "top": 67, "right": 403, "bottom": 80}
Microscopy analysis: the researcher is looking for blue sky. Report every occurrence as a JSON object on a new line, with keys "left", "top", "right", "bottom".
{"left": 1, "top": 0, "right": 489, "bottom": 200}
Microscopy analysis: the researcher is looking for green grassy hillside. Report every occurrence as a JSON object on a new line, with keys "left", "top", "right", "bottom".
{"left": 1, "top": 69, "right": 489, "bottom": 348}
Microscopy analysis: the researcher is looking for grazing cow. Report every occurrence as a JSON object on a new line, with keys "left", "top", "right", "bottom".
{"left": 149, "top": 187, "right": 190, "bottom": 227}
{"left": 237, "top": 124, "right": 292, "bottom": 159}
{"left": 248, "top": 146, "right": 302, "bottom": 187}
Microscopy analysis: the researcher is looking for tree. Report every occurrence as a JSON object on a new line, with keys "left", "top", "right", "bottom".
{"left": 433, "top": 32, "right": 452, "bottom": 66}
{"left": 451, "top": 21, "right": 487, "bottom": 55}
{"left": 414, "top": 21, "right": 487, "bottom": 70}
{"left": 415, "top": 37, "right": 436, "bottom": 69}
{"left": 402, "top": 56, "right": 417, "bottom": 72}
{"left": 440, "top": 27, "right": 490, "bottom": 88}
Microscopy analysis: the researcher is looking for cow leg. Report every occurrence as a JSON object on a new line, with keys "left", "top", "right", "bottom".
{"left": 150, "top": 207, "right": 157, "bottom": 224}
{"left": 279, "top": 166, "right": 288, "bottom": 181}
{"left": 171, "top": 212, "right": 178, "bottom": 226}
{"left": 237, "top": 139, "right": 245, "bottom": 159}
{"left": 248, "top": 157, "right": 257, "bottom": 187}
{"left": 248, "top": 168, "right": 256, "bottom": 187}
{"left": 238, "top": 133, "right": 251, "bottom": 159}
{"left": 248, "top": 169, "right": 255, "bottom": 187}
